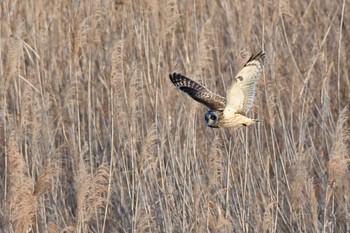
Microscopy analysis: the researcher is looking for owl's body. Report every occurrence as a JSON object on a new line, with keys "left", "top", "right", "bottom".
{"left": 169, "top": 51, "right": 266, "bottom": 130}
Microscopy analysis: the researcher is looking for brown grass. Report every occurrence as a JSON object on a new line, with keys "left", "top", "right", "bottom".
{"left": 1, "top": 0, "right": 350, "bottom": 232}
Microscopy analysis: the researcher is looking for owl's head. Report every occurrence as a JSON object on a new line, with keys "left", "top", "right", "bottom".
{"left": 205, "top": 110, "right": 222, "bottom": 128}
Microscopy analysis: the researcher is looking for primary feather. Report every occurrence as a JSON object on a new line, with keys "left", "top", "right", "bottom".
{"left": 169, "top": 73, "right": 226, "bottom": 110}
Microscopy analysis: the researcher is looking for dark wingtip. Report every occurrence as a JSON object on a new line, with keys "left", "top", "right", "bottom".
{"left": 169, "top": 72, "right": 180, "bottom": 80}
{"left": 246, "top": 51, "right": 266, "bottom": 65}
{"left": 169, "top": 72, "right": 177, "bottom": 84}
{"left": 253, "top": 51, "right": 266, "bottom": 63}
{"left": 169, "top": 72, "right": 187, "bottom": 86}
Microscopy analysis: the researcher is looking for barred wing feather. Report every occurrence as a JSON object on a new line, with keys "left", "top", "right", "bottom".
{"left": 169, "top": 73, "right": 226, "bottom": 110}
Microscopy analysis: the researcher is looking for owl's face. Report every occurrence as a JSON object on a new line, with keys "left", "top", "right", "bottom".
{"left": 205, "top": 110, "right": 222, "bottom": 128}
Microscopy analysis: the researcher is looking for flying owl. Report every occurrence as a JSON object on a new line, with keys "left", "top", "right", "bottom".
{"left": 169, "top": 51, "right": 266, "bottom": 130}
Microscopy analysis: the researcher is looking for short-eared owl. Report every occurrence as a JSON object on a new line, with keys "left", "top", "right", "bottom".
{"left": 169, "top": 51, "right": 266, "bottom": 130}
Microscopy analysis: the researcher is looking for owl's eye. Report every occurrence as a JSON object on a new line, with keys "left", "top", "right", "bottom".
{"left": 210, "top": 115, "right": 216, "bottom": 120}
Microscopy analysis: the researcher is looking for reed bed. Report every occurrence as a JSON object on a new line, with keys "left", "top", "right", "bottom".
{"left": 0, "top": 0, "right": 349, "bottom": 232}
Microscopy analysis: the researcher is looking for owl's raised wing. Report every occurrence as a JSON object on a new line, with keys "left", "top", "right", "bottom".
{"left": 224, "top": 51, "right": 266, "bottom": 115}
{"left": 169, "top": 73, "right": 226, "bottom": 110}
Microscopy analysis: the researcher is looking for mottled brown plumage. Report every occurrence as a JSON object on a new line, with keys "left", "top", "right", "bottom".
{"left": 169, "top": 73, "right": 226, "bottom": 110}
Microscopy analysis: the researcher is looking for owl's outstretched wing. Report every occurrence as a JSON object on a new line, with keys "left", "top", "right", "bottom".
{"left": 224, "top": 51, "right": 266, "bottom": 114}
{"left": 169, "top": 73, "right": 226, "bottom": 110}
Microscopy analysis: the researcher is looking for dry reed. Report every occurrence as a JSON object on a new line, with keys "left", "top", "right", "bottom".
{"left": 1, "top": 0, "right": 350, "bottom": 232}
